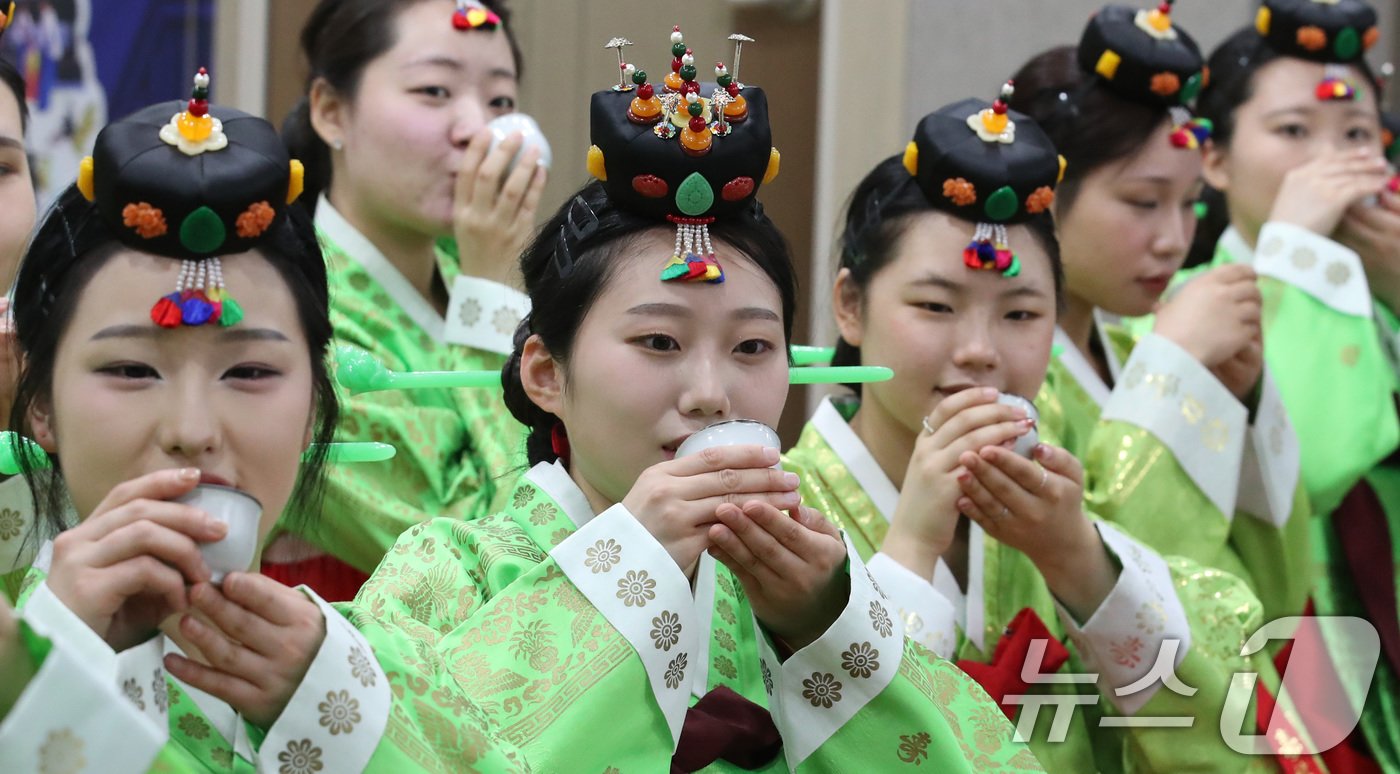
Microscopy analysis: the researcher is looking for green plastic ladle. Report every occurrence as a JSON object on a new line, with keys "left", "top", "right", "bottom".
{"left": 337, "top": 345, "right": 888, "bottom": 394}
{"left": 0, "top": 432, "right": 395, "bottom": 475}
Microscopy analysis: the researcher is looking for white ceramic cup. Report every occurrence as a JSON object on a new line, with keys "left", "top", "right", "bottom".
{"left": 997, "top": 392, "right": 1040, "bottom": 459}
{"left": 675, "top": 419, "right": 782, "bottom": 469}
{"left": 486, "top": 112, "right": 553, "bottom": 172}
{"left": 177, "top": 484, "right": 263, "bottom": 584}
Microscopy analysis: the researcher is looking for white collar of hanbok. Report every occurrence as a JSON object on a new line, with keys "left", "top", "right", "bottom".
{"left": 527, "top": 459, "right": 602, "bottom": 530}
{"left": 314, "top": 194, "right": 447, "bottom": 342}
{"left": 809, "top": 397, "right": 979, "bottom": 645}
{"left": 1219, "top": 226, "right": 1253, "bottom": 265}
{"left": 1051, "top": 308, "right": 1126, "bottom": 408}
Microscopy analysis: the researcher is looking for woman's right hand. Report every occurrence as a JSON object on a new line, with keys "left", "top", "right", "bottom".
{"left": 1268, "top": 147, "right": 1389, "bottom": 238}
{"left": 622, "top": 445, "right": 800, "bottom": 577}
{"left": 45, "top": 468, "right": 226, "bottom": 652}
{"left": 1153, "top": 263, "right": 1262, "bottom": 369}
{"left": 884, "top": 388, "right": 1032, "bottom": 578}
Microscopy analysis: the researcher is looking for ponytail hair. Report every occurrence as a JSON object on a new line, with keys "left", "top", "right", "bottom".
{"left": 282, "top": 0, "right": 523, "bottom": 213}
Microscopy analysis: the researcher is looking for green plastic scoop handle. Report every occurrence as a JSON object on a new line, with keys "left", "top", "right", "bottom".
{"left": 788, "top": 366, "right": 892, "bottom": 385}
{"left": 336, "top": 345, "right": 498, "bottom": 395}
{"left": 0, "top": 432, "right": 394, "bottom": 475}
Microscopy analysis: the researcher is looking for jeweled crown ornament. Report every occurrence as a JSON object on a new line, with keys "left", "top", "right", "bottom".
{"left": 903, "top": 80, "right": 1064, "bottom": 278}
{"left": 587, "top": 27, "right": 780, "bottom": 285}
{"left": 75, "top": 67, "right": 306, "bottom": 328}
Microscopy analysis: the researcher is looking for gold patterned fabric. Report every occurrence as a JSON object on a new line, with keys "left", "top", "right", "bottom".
{"left": 270, "top": 223, "right": 527, "bottom": 575}
{"left": 345, "top": 467, "right": 1046, "bottom": 772}
{"left": 1038, "top": 326, "right": 1313, "bottom": 625}
{"left": 786, "top": 410, "right": 1284, "bottom": 773}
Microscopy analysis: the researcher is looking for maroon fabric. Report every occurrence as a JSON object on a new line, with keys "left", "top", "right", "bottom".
{"left": 956, "top": 607, "right": 1070, "bottom": 720}
{"left": 670, "top": 685, "right": 782, "bottom": 773}
{"left": 1332, "top": 479, "right": 1400, "bottom": 679}
{"left": 261, "top": 553, "right": 369, "bottom": 602}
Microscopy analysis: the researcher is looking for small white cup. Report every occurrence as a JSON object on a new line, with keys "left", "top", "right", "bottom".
{"left": 178, "top": 485, "right": 262, "bottom": 584}
{"left": 675, "top": 419, "right": 782, "bottom": 469}
{"left": 486, "top": 113, "right": 553, "bottom": 172}
{"left": 997, "top": 392, "right": 1040, "bottom": 459}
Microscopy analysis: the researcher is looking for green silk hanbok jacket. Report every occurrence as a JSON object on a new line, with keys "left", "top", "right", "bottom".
{"left": 1151, "top": 223, "right": 1400, "bottom": 772}
{"left": 1037, "top": 320, "right": 1312, "bottom": 624}
{"left": 1, "top": 546, "right": 532, "bottom": 772}
{"left": 272, "top": 197, "right": 529, "bottom": 574}
{"left": 343, "top": 460, "right": 1047, "bottom": 773}
{"left": 786, "top": 398, "right": 1305, "bottom": 773}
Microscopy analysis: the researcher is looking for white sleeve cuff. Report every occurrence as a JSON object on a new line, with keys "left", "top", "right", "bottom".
{"left": 550, "top": 504, "right": 697, "bottom": 748}
{"left": 19, "top": 581, "right": 119, "bottom": 681}
{"left": 1104, "top": 333, "right": 1246, "bottom": 518}
{"left": 258, "top": 589, "right": 390, "bottom": 774}
{"left": 1054, "top": 523, "right": 1192, "bottom": 716}
{"left": 442, "top": 275, "right": 530, "bottom": 355}
{"left": 1237, "top": 370, "right": 1301, "bottom": 528}
{"left": 0, "top": 625, "right": 165, "bottom": 773}
{"left": 865, "top": 552, "right": 959, "bottom": 658}
{"left": 1253, "top": 221, "right": 1372, "bottom": 317}
{"left": 759, "top": 532, "right": 903, "bottom": 772}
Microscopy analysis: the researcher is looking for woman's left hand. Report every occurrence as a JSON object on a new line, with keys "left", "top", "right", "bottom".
{"left": 163, "top": 573, "right": 326, "bottom": 730}
{"left": 709, "top": 502, "right": 849, "bottom": 653}
{"left": 955, "top": 444, "right": 1118, "bottom": 620}
{"left": 1338, "top": 190, "right": 1400, "bottom": 313}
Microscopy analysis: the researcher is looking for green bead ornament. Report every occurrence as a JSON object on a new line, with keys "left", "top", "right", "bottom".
{"left": 717, "top": 74, "right": 733, "bottom": 88}
{"left": 984, "top": 186, "right": 1019, "bottom": 222}
{"left": 672, "top": 42, "right": 686, "bottom": 57}
{"left": 680, "top": 64, "right": 697, "bottom": 81}
{"left": 179, "top": 206, "right": 226, "bottom": 254}
{"left": 633, "top": 69, "right": 648, "bottom": 85}
{"left": 1181, "top": 71, "right": 1203, "bottom": 103}
{"left": 676, "top": 172, "right": 714, "bottom": 217}
{"left": 687, "top": 101, "right": 703, "bottom": 117}
{"left": 1334, "top": 27, "right": 1360, "bottom": 61}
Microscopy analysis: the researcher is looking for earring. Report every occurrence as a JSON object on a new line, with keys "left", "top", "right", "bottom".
{"left": 331, "top": 138, "right": 344, "bottom": 151}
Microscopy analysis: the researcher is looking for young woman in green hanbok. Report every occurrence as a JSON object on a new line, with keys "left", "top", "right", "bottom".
{"left": 1005, "top": 3, "right": 1313, "bottom": 629}
{"left": 268, "top": 0, "right": 547, "bottom": 599}
{"left": 0, "top": 81, "right": 529, "bottom": 772}
{"left": 783, "top": 82, "right": 1295, "bottom": 771}
{"left": 345, "top": 39, "right": 1042, "bottom": 773}
{"left": 1150, "top": 0, "right": 1400, "bottom": 768}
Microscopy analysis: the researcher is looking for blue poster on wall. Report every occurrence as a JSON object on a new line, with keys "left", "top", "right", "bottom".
{"left": 1, "top": 0, "right": 212, "bottom": 206}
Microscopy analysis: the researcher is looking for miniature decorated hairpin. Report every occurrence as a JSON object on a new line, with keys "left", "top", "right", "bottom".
{"left": 587, "top": 27, "right": 780, "bottom": 286}
{"left": 75, "top": 67, "right": 305, "bottom": 329}
{"left": 903, "top": 80, "right": 1063, "bottom": 279}
{"left": 0, "top": 2, "right": 14, "bottom": 35}
{"left": 452, "top": 0, "right": 500, "bottom": 31}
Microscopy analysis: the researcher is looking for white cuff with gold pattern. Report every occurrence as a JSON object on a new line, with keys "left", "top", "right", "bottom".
{"left": 1055, "top": 523, "right": 1191, "bottom": 716}
{"left": 257, "top": 589, "right": 390, "bottom": 773}
{"left": 443, "top": 276, "right": 530, "bottom": 355}
{"left": 1103, "top": 333, "right": 1246, "bottom": 518}
{"left": 0, "top": 629, "right": 164, "bottom": 774}
{"left": 551, "top": 503, "right": 697, "bottom": 748}
{"left": 866, "top": 552, "right": 959, "bottom": 658}
{"left": 759, "top": 532, "right": 903, "bottom": 772}
{"left": 1253, "top": 222, "right": 1371, "bottom": 318}
{"left": 1237, "top": 370, "right": 1301, "bottom": 528}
